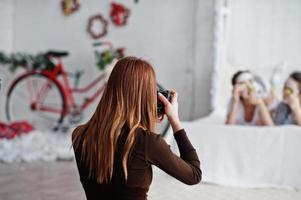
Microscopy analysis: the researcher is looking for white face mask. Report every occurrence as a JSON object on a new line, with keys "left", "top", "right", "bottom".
{"left": 284, "top": 78, "right": 300, "bottom": 97}
{"left": 236, "top": 72, "right": 256, "bottom": 98}
{"left": 236, "top": 72, "right": 254, "bottom": 84}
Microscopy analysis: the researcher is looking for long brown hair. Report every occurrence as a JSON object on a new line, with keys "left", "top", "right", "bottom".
{"left": 72, "top": 56, "right": 157, "bottom": 183}
{"left": 231, "top": 70, "right": 250, "bottom": 86}
{"left": 290, "top": 72, "right": 301, "bottom": 94}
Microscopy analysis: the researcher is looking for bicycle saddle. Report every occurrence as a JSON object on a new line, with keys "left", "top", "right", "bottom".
{"left": 46, "top": 51, "right": 69, "bottom": 57}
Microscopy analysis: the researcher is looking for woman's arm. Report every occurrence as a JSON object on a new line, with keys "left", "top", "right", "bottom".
{"left": 146, "top": 129, "right": 202, "bottom": 185}
{"left": 292, "top": 107, "right": 301, "bottom": 125}
{"left": 225, "top": 98, "right": 239, "bottom": 124}
{"left": 154, "top": 90, "right": 201, "bottom": 185}
{"left": 225, "top": 84, "right": 243, "bottom": 125}
{"left": 286, "top": 95, "right": 301, "bottom": 126}
{"left": 248, "top": 91, "right": 274, "bottom": 126}
{"left": 256, "top": 100, "right": 274, "bottom": 126}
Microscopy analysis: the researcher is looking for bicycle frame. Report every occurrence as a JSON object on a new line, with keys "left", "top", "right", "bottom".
{"left": 24, "top": 57, "right": 107, "bottom": 117}
{"left": 7, "top": 53, "right": 171, "bottom": 136}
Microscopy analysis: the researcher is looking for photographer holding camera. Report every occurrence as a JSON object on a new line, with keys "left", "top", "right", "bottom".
{"left": 72, "top": 56, "right": 202, "bottom": 200}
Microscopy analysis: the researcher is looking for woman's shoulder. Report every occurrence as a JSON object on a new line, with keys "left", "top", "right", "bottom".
{"left": 136, "top": 128, "right": 161, "bottom": 139}
{"left": 136, "top": 129, "right": 165, "bottom": 152}
{"left": 134, "top": 128, "right": 163, "bottom": 147}
{"left": 71, "top": 124, "right": 88, "bottom": 151}
{"left": 72, "top": 124, "right": 86, "bottom": 135}
{"left": 133, "top": 128, "right": 167, "bottom": 159}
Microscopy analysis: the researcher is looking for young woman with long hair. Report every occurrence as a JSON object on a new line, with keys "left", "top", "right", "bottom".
{"left": 72, "top": 56, "right": 202, "bottom": 200}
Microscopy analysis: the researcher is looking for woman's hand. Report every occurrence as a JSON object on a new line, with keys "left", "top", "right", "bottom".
{"left": 284, "top": 94, "right": 301, "bottom": 125}
{"left": 232, "top": 84, "right": 244, "bottom": 102}
{"left": 285, "top": 94, "right": 301, "bottom": 110}
{"left": 248, "top": 92, "right": 264, "bottom": 106}
{"left": 158, "top": 89, "right": 183, "bottom": 133}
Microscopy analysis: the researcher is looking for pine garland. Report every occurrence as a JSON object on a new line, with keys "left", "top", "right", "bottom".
{"left": 0, "top": 52, "right": 55, "bottom": 73}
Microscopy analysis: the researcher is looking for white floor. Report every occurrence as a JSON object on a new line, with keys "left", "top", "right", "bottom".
{"left": 0, "top": 161, "right": 300, "bottom": 200}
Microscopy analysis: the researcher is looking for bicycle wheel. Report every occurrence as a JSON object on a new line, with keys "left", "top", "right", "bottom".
{"left": 156, "top": 83, "right": 171, "bottom": 137}
{"left": 6, "top": 72, "right": 66, "bottom": 131}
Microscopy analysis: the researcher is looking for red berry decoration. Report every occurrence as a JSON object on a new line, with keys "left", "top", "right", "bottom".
{"left": 87, "top": 14, "right": 108, "bottom": 39}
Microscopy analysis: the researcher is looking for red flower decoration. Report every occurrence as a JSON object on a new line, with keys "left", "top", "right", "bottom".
{"left": 110, "top": 2, "right": 130, "bottom": 26}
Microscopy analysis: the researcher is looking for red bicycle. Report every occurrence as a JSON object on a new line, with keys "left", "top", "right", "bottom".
{"left": 5, "top": 42, "right": 170, "bottom": 136}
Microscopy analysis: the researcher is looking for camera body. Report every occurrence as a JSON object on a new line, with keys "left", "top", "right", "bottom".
{"left": 157, "top": 90, "right": 172, "bottom": 116}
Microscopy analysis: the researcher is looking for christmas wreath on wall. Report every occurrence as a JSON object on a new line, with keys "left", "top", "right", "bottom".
{"left": 87, "top": 14, "right": 108, "bottom": 39}
{"left": 61, "top": 0, "right": 80, "bottom": 16}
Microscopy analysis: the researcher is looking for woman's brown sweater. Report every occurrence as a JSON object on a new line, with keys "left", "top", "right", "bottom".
{"left": 73, "top": 128, "right": 202, "bottom": 200}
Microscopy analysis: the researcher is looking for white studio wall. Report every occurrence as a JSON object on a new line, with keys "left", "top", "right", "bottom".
{"left": 0, "top": 0, "right": 215, "bottom": 122}
{"left": 226, "top": 0, "right": 301, "bottom": 68}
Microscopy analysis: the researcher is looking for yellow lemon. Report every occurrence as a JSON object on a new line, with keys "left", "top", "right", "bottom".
{"left": 284, "top": 87, "right": 292, "bottom": 96}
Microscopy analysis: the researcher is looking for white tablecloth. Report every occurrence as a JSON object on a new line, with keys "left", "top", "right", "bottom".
{"left": 166, "top": 115, "right": 301, "bottom": 189}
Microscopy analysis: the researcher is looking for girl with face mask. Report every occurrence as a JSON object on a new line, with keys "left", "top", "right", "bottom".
{"left": 273, "top": 72, "right": 301, "bottom": 125}
{"left": 225, "top": 70, "right": 274, "bottom": 126}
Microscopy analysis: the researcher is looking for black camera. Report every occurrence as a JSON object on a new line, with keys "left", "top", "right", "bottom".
{"left": 157, "top": 90, "right": 172, "bottom": 116}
